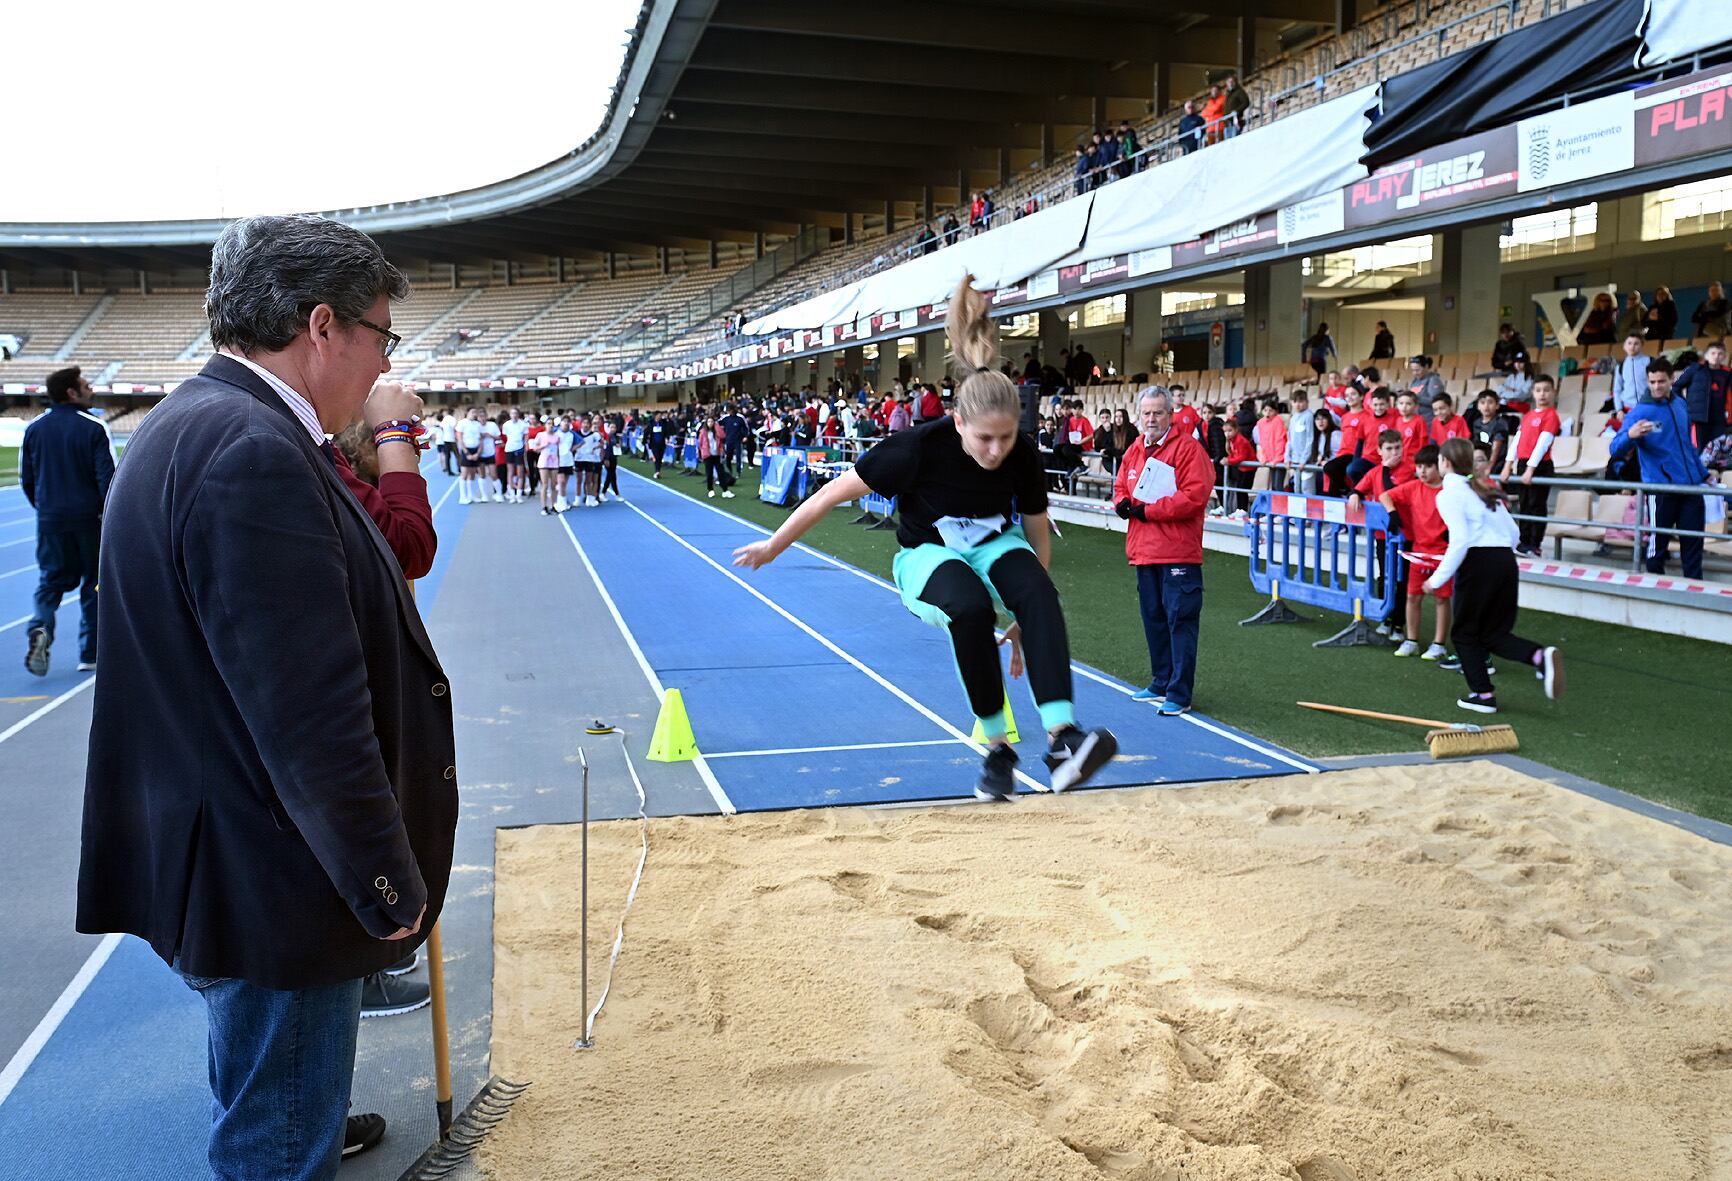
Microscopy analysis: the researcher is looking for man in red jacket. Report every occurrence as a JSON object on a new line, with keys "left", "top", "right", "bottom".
{"left": 1113, "top": 387, "right": 1215, "bottom": 715}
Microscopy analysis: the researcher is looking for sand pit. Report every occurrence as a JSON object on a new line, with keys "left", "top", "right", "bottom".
{"left": 485, "top": 762, "right": 1732, "bottom": 1180}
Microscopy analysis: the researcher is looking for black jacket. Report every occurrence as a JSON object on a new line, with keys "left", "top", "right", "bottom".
{"left": 77, "top": 356, "right": 458, "bottom": 990}
{"left": 20, "top": 403, "right": 115, "bottom": 527}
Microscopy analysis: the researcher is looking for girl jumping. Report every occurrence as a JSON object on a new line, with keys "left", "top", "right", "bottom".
{"left": 733, "top": 276, "right": 1117, "bottom": 800}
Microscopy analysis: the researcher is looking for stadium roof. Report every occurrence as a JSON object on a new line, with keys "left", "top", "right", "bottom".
{"left": 0, "top": 0, "right": 1339, "bottom": 272}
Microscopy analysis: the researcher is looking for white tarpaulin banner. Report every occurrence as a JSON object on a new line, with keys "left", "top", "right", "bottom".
{"left": 1516, "top": 90, "right": 1635, "bottom": 192}
{"left": 1054, "top": 85, "right": 1378, "bottom": 269}
{"left": 1638, "top": 0, "right": 1727, "bottom": 66}
{"left": 742, "top": 190, "right": 1095, "bottom": 333}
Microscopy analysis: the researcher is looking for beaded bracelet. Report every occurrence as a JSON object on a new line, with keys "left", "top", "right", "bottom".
{"left": 373, "top": 419, "right": 428, "bottom": 451}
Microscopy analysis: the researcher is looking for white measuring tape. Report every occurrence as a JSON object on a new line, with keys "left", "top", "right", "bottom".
{"left": 579, "top": 733, "right": 650, "bottom": 1047}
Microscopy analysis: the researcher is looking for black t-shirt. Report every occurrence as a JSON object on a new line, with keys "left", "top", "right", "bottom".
{"left": 854, "top": 417, "right": 1048, "bottom": 550}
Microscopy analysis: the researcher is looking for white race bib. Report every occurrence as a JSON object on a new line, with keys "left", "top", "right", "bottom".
{"left": 934, "top": 514, "right": 1009, "bottom": 550}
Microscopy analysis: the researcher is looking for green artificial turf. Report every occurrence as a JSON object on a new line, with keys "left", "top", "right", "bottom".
{"left": 0, "top": 445, "right": 17, "bottom": 487}
{"left": 624, "top": 455, "right": 1728, "bottom": 824}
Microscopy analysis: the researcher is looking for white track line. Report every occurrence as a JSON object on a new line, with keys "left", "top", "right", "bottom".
{"left": 0, "top": 536, "right": 30, "bottom": 549}
{"left": 1, "top": 564, "right": 36, "bottom": 580}
{"left": 0, "top": 596, "right": 74, "bottom": 635}
{"left": 622, "top": 465, "right": 1318, "bottom": 775}
{"left": 0, "top": 933, "right": 122, "bottom": 1108}
{"left": 0, "top": 676, "right": 96, "bottom": 746}
{"left": 616, "top": 496, "right": 1049, "bottom": 794}
{"left": 429, "top": 479, "right": 460, "bottom": 518}
{"left": 558, "top": 515, "right": 734, "bottom": 815}
{"left": 706, "top": 738, "right": 968, "bottom": 759}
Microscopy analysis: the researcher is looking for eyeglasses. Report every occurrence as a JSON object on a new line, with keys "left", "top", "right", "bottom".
{"left": 354, "top": 317, "right": 401, "bottom": 358}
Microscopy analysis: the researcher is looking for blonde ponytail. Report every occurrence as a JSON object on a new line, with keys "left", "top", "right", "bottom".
{"left": 945, "top": 274, "right": 1020, "bottom": 423}
{"left": 1439, "top": 437, "right": 1501, "bottom": 508}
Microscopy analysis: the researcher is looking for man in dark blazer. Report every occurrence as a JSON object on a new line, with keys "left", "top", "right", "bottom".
{"left": 77, "top": 213, "right": 457, "bottom": 1181}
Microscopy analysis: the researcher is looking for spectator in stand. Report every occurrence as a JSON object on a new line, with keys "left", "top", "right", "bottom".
{"left": 1302, "top": 324, "right": 1336, "bottom": 375}
{"left": 1427, "top": 438, "right": 1563, "bottom": 714}
{"left": 980, "top": 192, "right": 995, "bottom": 229}
{"left": 1097, "top": 408, "right": 1133, "bottom": 474}
{"left": 1393, "top": 390, "right": 1427, "bottom": 476}
{"left": 1691, "top": 281, "right": 1730, "bottom": 339}
{"left": 1221, "top": 417, "right": 1256, "bottom": 514}
{"left": 1101, "top": 130, "right": 1121, "bottom": 182}
{"left": 1067, "top": 346, "right": 1096, "bottom": 388}
{"left": 1611, "top": 358, "right": 1710, "bottom": 579}
{"left": 1350, "top": 387, "right": 1396, "bottom": 484}
{"left": 1322, "top": 385, "right": 1366, "bottom": 495}
{"left": 1201, "top": 83, "right": 1228, "bottom": 145}
{"left": 1178, "top": 100, "right": 1205, "bottom": 154}
{"left": 1381, "top": 444, "right": 1452, "bottom": 661}
{"left": 1491, "top": 324, "right": 1528, "bottom": 374}
{"left": 1646, "top": 285, "right": 1678, "bottom": 343}
{"left": 1115, "top": 388, "right": 1214, "bottom": 714}
{"left": 887, "top": 394, "right": 911, "bottom": 434}
{"left": 1617, "top": 290, "right": 1648, "bottom": 340}
{"left": 1503, "top": 374, "right": 1561, "bottom": 555}
{"left": 1302, "top": 408, "right": 1338, "bottom": 494}
{"left": 1578, "top": 292, "right": 1618, "bottom": 346}
{"left": 1611, "top": 332, "right": 1651, "bottom": 414}
{"left": 1370, "top": 321, "right": 1396, "bottom": 361}
{"left": 1153, "top": 340, "right": 1176, "bottom": 375}
{"left": 1088, "top": 132, "right": 1108, "bottom": 189}
{"left": 1285, "top": 388, "right": 1315, "bottom": 491}
{"left": 1349, "top": 430, "right": 1408, "bottom": 509}
{"left": 1117, "top": 119, "right": 1140, "bottom": 175}
{"left": 1073, "top": 146, "right": 1090, "bottom": 196}
{"left": 916, "top": 223, "right": 939, "bottom": 256}
{"left": 1671, "top": 339, "right": 1731, "bottom": 446}
{"left": 1498, "top": 353, "right": 1534, "bottom": 407}
{"left": 1222, "top": 74, "right": 1251, "bottom": 138}
{"left": 20, "top": 366, "right": 113, "bottom": 677}
{"left": 968, "top": 193, "right": 986, "bottom": 236}
{"left": 1169, "top": 385, "right": 1203, "bottom": 443}
{"left": 941, "top": 213, "right": 962, "bottom": 247}
{"left": 1254, "top": 397, "right": 1289, "bottom": 488}
{"left": 1407, "top": 356, "right": 1447, "bottom": 420}
{"left": 1429, "top": 392, "right": 1471, "bottom": 449}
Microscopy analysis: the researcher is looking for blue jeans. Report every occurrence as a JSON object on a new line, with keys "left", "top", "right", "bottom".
{"left": 31, "top": 523, "right": 100, "bottom": 661}
{"left": 176, "top": 968, "right": 364, "bottom": 1181}
{"left": 1136, "top": 563, "right": 1203, "bottom": 708}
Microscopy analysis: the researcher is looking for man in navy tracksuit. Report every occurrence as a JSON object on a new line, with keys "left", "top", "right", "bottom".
{"left": 21, "top": 366, "right": 115, "bottom": 675}
{"left": 1611, "top": 358, "right": 1710, "bottom": 578}
{"left": 719, "top": 403, "right": 747, "bottom": 475}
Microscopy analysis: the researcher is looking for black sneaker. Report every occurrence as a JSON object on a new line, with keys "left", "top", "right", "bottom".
{"left": 975, "top": 744, "right": 1018, "bottom": 802}
{"left": 1436, "top": 655, "right": 1462, "bottom": 672}
{"left": 1043, "top": 725, "right": 1119, "bottom": 793}
{"left": 342, "top": 1113, "right": 386, "bottom": 1159}
{"left": 1457, "top": 695, "right": 1499, "bottom": 714}
{"left": 25, "top": 628, "right": 49, "bottom": 677}
{"left": 382, "top": 951, "right": 419, "bottom": 977}
{"left": 359, "top": 971, "right": 430, "bottom": 1018}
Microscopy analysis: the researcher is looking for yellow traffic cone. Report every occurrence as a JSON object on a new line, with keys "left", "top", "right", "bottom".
{"left": 969, "top": 691, "right": 1020, "bottom": 744}
{"left": 647, "top": 688, "right": 700, "bottom": 762}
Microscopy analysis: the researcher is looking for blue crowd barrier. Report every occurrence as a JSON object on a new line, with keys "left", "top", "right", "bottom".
{"left": 1241, "top": 491, "right": 1405, "bottom": 648}
{"left": 853, "top": 489, "right": 898, "bottom": 531}
{"left": 682, "top": 439, "right": 700, "bottom": 471}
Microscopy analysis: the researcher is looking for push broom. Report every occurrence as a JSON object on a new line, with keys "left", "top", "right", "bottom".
{"left": 1297, "top": 701, "right": 1519, "bottom": 758}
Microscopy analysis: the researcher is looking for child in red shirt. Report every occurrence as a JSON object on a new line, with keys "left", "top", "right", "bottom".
{"left": 1429, "top": 392, "right": 1471, "bottom": 448}
{"left": 1380, "top": 443, "right": 1452, "bottom": 660}
{"left": 1253, "top": 397, "right": 1289, "bottom": 480}
{"left": 1393, "top": 391, "right": 1426, "bottom": 477}
{"left": 1349, "top": 430, "right": 1407, "bottom": 639}
{"left": 1503, "top": 374, "right": 1561, "bottom": 554}
{"left": 1222, "top": 417, "right": 1257, "bottom": 514}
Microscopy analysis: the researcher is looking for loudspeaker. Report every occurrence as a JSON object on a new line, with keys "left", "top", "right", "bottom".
{"left": 1018, "top": 385, "right": 1040, "bottom": 437}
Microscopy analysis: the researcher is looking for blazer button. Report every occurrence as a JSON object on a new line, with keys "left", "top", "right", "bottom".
{"left": 431, "top": 683, "right": 448, "bottom": 697}
{"left": 386, "top": 890, "right": 399, "bottom": 906}
{"left": 375, "top": 876, "right": 388, "bottom": 890}
{"left": 443, "top": 766, "right": 456, "bottom": 780}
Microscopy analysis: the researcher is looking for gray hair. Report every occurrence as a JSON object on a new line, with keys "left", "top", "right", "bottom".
{"left": 207, "top": 214, "right": 408, "bottom": 354}
{"left": 1137, "top": 385, "right": 1171, "bottom": 410}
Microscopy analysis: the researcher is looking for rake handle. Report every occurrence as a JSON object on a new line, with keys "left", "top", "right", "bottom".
{"left": 1297, "top": 701, "right": 1452, "bottom": 730}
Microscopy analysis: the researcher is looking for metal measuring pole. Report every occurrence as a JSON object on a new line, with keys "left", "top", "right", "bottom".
{"left": 575, "top": 746, "right": 593, "bottom": 1049}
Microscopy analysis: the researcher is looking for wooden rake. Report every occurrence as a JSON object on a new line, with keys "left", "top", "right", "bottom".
{"left": 1297, "top": 701, "right": 1519, "bottom": 759}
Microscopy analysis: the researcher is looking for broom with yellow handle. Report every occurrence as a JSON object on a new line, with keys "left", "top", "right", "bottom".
{"left": 1297, "top": 701, "right": 1519, "bottom": 758}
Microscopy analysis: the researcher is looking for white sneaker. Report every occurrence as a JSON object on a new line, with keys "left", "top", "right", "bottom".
{"left": 587, "top": 496, "right": 599, "bottom": 507}
{"left": 1374, "top": 621, "right": 1391, "bottom": 637}
{"left": 1420, "top": 643, "right": 1448, "bottom": 662}
{"left": 554, "top": 498, "right": 568, "bottom": 512}
{"left": 1392, "top": 640, "right": 1420, "bottom": 657}
{"left": 493, "top": 491, "right": 504, "bottom": 502}
{"left": 459, "top": 493, "right": 471, "bottom": 505}
{"left": 1389, "top": 629, "right": 1405, "bottom": 644}
{"left": 721, "top": 490, "right": 735, "bottom": 498}
{"left": 708, "top": 490, "right": 717, "bottom": 498}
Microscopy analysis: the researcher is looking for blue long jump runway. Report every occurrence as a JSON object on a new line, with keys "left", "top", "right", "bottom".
{"left": 563, "top": 468, "right": 1316, "bottom": 811}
